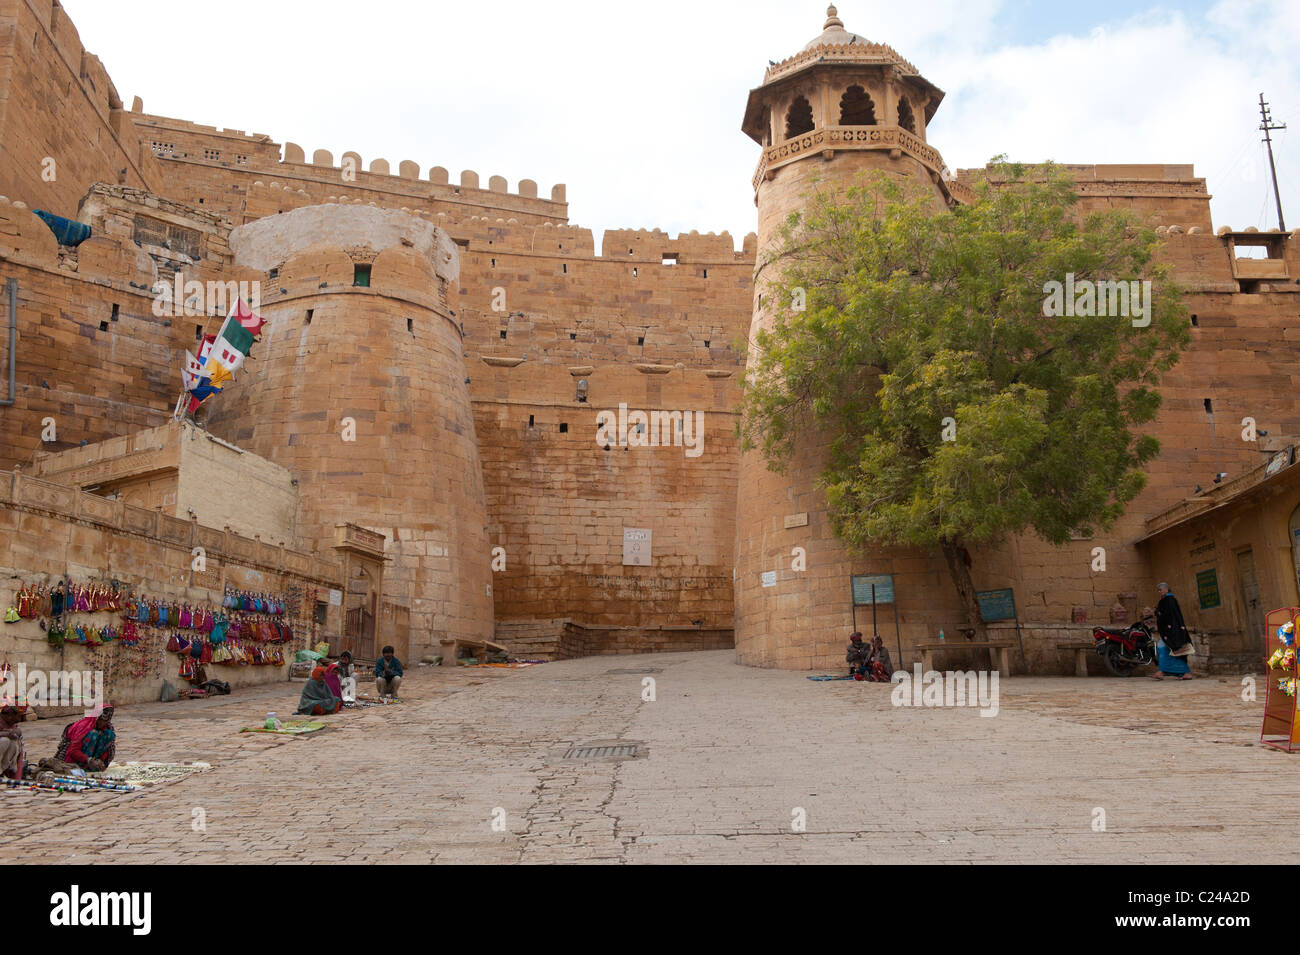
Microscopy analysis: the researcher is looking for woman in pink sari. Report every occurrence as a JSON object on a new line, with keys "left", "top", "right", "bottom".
{"left": 56, "top": 706, "right": 116, "bottom": 771}
{"left": 323, "top": 662, "right": 344, "bottom": 702}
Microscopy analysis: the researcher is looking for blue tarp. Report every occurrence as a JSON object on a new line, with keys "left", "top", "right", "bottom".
{"left": 32, "top": 209, "right": 91, "bottom": 247}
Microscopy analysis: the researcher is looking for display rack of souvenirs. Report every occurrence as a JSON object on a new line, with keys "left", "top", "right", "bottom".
{"left": 1261, "top": 610, "right": 1300, "bottom": 752}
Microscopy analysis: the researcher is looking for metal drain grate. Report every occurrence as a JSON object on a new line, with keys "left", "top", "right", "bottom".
{"left": 563, "top": 743, "right": 640, "bottom": 759}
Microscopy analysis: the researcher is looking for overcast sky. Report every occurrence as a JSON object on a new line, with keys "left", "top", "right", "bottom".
{"left": 61, "top": 0, "right": 1299, "bottom": 249}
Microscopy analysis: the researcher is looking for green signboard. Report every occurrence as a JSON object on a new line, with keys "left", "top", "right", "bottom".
{"left": 851, "top": 574, "right": 895, "bottom": 605}
{"left": 1196, "top": 568, "right": 1221, "bottom": 610}
{"left": 977, "top": 588, "right": 1017, "bottom": 623}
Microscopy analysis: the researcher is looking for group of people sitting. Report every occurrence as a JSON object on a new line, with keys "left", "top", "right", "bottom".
{"left": 846, "top": 632, "right": 894, "bottom": 682}
{"left": 0, "top": 703, "right": 118, "bottom": 781}
{"left": 296, "top": 646, "right": 404, "bottom": 715}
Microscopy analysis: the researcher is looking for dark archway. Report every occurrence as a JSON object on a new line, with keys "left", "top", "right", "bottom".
{"left": 839, "top": 85, "right": 877, "bottom": 125}
{"left": 785, "top": 96, "right": 814, "bottom": 138}
{"left": 897, "top": 96, "right": 917, "bottom": 133}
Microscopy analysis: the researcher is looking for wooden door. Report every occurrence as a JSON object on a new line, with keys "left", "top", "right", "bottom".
{"left": 1236, "top": 548, "right": 1265, "bottom": 656}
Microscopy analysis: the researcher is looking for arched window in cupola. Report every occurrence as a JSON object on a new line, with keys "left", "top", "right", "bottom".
{"left": 839, "top": 85, "right": 877, "bottom": 126}
{"left": 785, "top": 96, "right": 814, "bottom": 138}
{"left": 897, "top": 96, "right": 917, "bottom": 133}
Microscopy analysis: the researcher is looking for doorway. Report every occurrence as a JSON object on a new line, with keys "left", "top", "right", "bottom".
{"left": 1236, "top": 548, "right": 1265, "bottom": 658}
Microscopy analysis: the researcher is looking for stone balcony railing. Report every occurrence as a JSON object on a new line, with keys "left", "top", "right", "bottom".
{"left": 752, "top": 124, "right": 976, "bottom": 204}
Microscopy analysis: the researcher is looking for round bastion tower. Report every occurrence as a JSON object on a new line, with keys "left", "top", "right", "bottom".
{"left": 734, "top": 7, "right": 967, "bottom": 668}
{"left": 205, "top": 204, "right": 495, "bottom": 659}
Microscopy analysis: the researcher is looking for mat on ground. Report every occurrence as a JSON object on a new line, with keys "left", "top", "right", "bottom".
{"left": 240, "top": 720, "right": 327, "bottom": 735}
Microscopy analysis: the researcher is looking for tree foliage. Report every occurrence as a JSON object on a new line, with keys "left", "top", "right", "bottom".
{"left": 738, "top": 162, "right": 1189, "bottom": 627}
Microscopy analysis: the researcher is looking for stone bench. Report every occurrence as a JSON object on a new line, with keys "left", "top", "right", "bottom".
{"left": 914, "top": 640, "right": 1015, "bottom": 675}
{"left": 1060, "top": 641, "right": 1097, "bottom": 677}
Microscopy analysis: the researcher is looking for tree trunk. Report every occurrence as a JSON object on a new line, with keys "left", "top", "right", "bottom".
{"left": 940, "top": 538, "right": 986, "bottom": 641}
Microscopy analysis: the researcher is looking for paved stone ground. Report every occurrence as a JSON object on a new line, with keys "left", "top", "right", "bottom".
{"left": 1, "top": 651, "right": 1294, "bottom": 864}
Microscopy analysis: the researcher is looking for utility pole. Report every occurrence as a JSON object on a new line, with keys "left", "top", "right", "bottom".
{"left": 1259, "top": 93, "right": 1287, "bottom": 231}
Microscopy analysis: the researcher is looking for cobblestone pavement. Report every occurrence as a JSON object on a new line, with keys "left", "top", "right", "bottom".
{"left": 1, "top": 651, "right": 1293, "bottom": 864}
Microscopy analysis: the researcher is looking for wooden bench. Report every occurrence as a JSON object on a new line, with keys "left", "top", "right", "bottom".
{"left": 914, "top": 640, "right": 1015, "bottom": 675}
{"left": 1060, "top": 641, "right": 1097, "bottom": 677}
{"left": 439, "top": 636, "right": 509, "bottom": 664}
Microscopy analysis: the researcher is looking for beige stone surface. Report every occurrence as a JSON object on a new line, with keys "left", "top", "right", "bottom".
{"left": 0, "top": 652, "right": 1290, "bottom": 864}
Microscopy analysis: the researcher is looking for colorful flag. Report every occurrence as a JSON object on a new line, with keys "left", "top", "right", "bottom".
{"left": 202, "top": 310, "right": 255, "bottom": 378}
{"left": 233, "top": 299, "right": 266, "bottom": 338}
{"left": 181, "top": 350, "right": 204, "bottom": 392}
{"left": 187, "top": 377, "right": 224, "bottom": 413}
{"left": 205, "top": 363, "right": 233, "bottom": 389}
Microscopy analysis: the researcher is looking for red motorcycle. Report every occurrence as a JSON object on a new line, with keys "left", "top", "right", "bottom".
{"left": 1093, "top": 619, "right": 1157, "bottom": 676}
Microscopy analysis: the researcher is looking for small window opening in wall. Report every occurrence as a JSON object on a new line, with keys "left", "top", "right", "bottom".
{"left": 529, "top": 414, "right": 535, "bottom": 427}
{"left": 629, "top": 248, "right": 634, "bottom": 255}
{"left": 559, "top": 422, "right": 568, "bottom": 434}
{"left": 562, "top": 263, "right": 568, "bottom": 274}
{"left": 99, "top": 320, "right": 108, "bottom": 331}
{"left": 110, "top": 303, "right": 119, "bottom": 322}
{"left": 500, "top": 329, "right": 507, "bottom": 339}
{"left": 632, "top": 267, "right": 638, "bottom": 277}
{"left": 407, "top": 318, "right": 414, "bottom": 333}
{"left": 569, "top": 332, "right": 576, "bottom": 340}
{"left": 268, "top": 267, "right": 279, "bottom": 282}
{"left": 1204, "top": 398, "right": 1214, "bottom": 415}
{"left": 194, "top": 324, "right": 203, "bottom": 340}
{"left": 1190, "top": 314, "right": 1199, "bottom": 327}
{"left": 353, "top": 264, "right": 371, "bottom": 287}
{"left": 704, "top": 340, "right": 711, "bottom": 348}
{"left": 305, "top": 309, "right": 314, "bottom": 325}
{"left": 198, "top": 198, "right": 204, "bottom": 204}
{"left": 703, "top": 268, "right": 708, "bottom": 279}
{"left": 491, "top": 258, "right": 496, "bottom": 268}
{"left": 637, "top": 336, "right": 645, "bottom": 346}
{"left": 662, "top": 253, "right": 678, "bottom": 266}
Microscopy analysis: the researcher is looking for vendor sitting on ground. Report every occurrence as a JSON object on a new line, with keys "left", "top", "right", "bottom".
{"left": 0, "top": 704, "right": 25, "bottom": 781}
{"left": 867, "top": 635, "right": 895, "bottom": 682}
{"left": 297, "top": 666, "right": 342, "bottom": 716}
{"left": 846, "top": 631, "right": 871, "bottom": 679}
{"left": 375, "top": 646, "right": 404, "bottom": 699}
{"left": 57, "top": 706, "right": 116, "bottom": 772}
{"left": 336, "top": 651, "right": 357, "bottom": 702}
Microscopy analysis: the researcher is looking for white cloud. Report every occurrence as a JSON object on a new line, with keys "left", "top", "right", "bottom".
{"left": 55, "top": 0, "right": 1299, "bottom": 242}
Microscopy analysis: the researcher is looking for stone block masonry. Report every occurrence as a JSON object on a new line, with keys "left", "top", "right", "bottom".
{"left": 0, "top": 471, "right": 343, "bottom": 704}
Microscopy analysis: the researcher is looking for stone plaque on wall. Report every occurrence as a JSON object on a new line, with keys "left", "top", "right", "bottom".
{"left": 623, "top": 528, "right": 652, "bottom": 566}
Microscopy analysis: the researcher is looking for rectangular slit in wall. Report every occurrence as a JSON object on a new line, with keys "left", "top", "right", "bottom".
{"left": 1204, "top": 398, "right": 1213, "bottom": 415}
{"left": 306, "top": 309, "right": 314, "bottom": 325}
{"left": 407, "top": 318, "right": 414, "bottom": 333}
{"left": 559, "top": 422, "right": 568, "bottom": 433}
{"left": 111, "top": 303, "right": 119, "bottom": 322}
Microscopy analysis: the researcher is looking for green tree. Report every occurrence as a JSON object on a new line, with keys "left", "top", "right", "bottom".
{"left": 738, "top": 162, "right": 1189, "bottom": 636}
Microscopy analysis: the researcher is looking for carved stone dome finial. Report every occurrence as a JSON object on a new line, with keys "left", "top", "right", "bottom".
{"left": 803, "top": 5, "right": 867, "bottom": 51}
